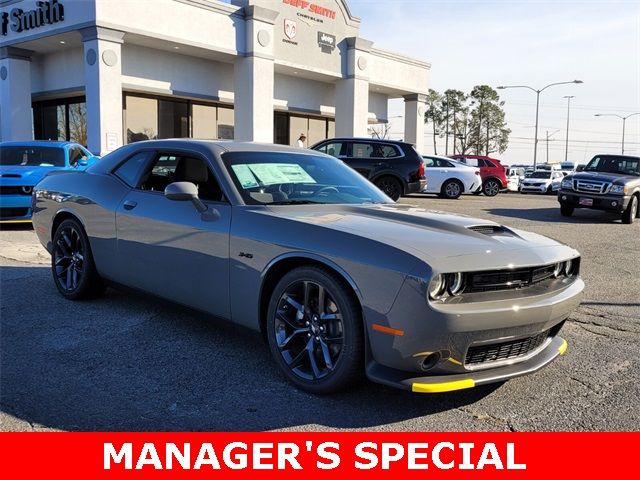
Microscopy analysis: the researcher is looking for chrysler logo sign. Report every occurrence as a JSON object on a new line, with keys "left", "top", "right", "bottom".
{"left": 1, "top": 0, "right": 64, "bottom": 36}
{"left": 318, "top": 31, "right": 336, "bottom": 53}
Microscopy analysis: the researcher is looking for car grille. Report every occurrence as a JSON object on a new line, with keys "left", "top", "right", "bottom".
{"left": 465, "top": 330, "right": 550, "bottom": 366}
{"left": 0, "top": 207, "right": 29, "bottom": 218}
{"left": 465, "top": 264, "right": 561, "bottom": 293}
{"left": 573, "top": 179, "right": 610, "bottom": 194}
{"left": 0, "top": 186, "right": 31, "bottom": 195}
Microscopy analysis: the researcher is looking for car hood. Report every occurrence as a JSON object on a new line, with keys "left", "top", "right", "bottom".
{"left": 0, "top": 165, "right": 63, "bottom": 186}
{"left": 265, "top": 203, "right": 577, "bottom": 271}
{"left": 569, "top": 171, "right": 638, "bottom": 184}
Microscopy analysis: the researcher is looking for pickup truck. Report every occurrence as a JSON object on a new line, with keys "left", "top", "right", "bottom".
{"left": 558, "top": 154, "right": 640, "bottom": 224}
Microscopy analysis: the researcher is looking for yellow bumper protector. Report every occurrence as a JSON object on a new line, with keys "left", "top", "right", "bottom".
{"left": 558, "top": 339, "right": 568, "bottom": 356}
{"left": 412, "top": 378, "right": 476, "bottom": 394}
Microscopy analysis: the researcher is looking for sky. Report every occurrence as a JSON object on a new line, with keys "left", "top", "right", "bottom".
{"left": 347, "top": 0, "right": 640, "bottom": 165}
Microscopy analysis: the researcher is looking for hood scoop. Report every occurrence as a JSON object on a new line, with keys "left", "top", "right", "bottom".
{"left": 1, "top": 174, "right": 22, "bottom": 178}
{"left": 468, "top": 225, "right": 512, "bottom": 236}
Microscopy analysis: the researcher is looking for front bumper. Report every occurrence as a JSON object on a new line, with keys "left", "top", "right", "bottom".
{"left": 0, "top": 194, "right": 33, "bottom": 222}
{"left": 521, "top": 184, "right": 549, "bottom": 193}
{"left": 364, "top": 274, "right": 584, "bottom": 392}
{"left": 558, "top": 190, "right": 630, "bottom": 213}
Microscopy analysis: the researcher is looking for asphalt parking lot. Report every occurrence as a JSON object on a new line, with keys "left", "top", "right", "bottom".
{"left": 1, "top": 193, "right": 639, "bottom": 432}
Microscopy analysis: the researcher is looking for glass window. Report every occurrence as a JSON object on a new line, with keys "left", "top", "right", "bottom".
{"left": 316, "top": 142, "right": 343, "bottom": 157}
{"left": 192, "top": 104, "right": 217, "bottom": 139}
{"left": 125, "top": 96, "right": 158, "bottom": 143}
{"left": 158, "top": 100, "right": 189, "bottom": 139}
{"left": 68, "top": 147, "right": 86, "bottom": 167}
{"left": 114, "top": 151, "right": 155, "bottom": 187}
{"left": 222, "top": 151, "right": 392, "bottom": 206}
{"left": 351, "top": 143, "right": 374, "bottom": 158}
{"left": 289, "top": 116, "right": 308, "bottom": 148}
{"left": 423, "top": 157, "right": 435, "bottom": 168}
{"left": 217, "top": 107, "right": 234, "bottom": 140}
{"left": 41, "top": 105, "right": 66, "bottom": 141}
{"left": 0, "top": 146, "right": 65, "bottom": 167}
{"left": 307, "top": 117, "right": 326, "bottom": 147}
{"left": 327, "top": 119, "right": 335, "bottom": 139}
{"left": 68, "top": 102, "right": 87, "bottom": 145}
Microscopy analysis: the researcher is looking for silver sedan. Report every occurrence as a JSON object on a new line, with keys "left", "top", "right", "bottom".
{"left": 32, "top": 140, "right": 584, "bottom": 394}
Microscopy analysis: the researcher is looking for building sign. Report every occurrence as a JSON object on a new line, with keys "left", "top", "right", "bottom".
{"left": 284, "top": 19, "right": 297, "bottom": 40}
{"left": 282, "top": 0, "right": 336, "bottom": 20}
{"left": 1, "top": 0, "right": 64, "bottom": 36}
{"left": 317, "top": 31, "right": 336, "bottom": 53}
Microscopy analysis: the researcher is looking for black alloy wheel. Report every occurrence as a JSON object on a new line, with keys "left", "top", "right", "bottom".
{"left": 267, "top": 267, "right": 363, "bottom": 394}
{"left": 375, "top": 176, "right": 402, "bottom": 201}
{"left": 52, "top": 219, "right": 104, "bottom": 300}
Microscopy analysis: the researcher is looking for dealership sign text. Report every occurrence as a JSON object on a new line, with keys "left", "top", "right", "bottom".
{"left": 1, "top": 1, "right": 64, "bottom": 36}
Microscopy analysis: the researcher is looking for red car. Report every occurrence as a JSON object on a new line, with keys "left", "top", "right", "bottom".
{"left": 450, "top": 155, "right": 508, "bottom": 196}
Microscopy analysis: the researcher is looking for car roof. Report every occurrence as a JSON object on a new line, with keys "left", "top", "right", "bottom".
{"left": 313, "top": 137, "right": 412, "bottom": 146}
{"left": 0, "top": 141, "right": 75, "bottom": 148}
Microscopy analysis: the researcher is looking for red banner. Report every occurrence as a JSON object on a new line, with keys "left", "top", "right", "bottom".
{"left": 0, "top": 433, "right": 635, "bottom": 478}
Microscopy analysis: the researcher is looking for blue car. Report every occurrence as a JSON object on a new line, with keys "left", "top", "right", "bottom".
{"left": 0, "top": 141, "right": 99, "bottom": 222}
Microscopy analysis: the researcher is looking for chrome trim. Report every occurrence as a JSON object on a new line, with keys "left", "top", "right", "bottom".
{"left": 574, "top": 179, "right": 611, "bottom": 195}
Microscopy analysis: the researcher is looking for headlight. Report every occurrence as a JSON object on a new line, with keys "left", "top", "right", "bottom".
{"left": 447, "top": 272, "right": 465, "bottom": 295}
{"left": 609, "top": 184, "right": 627, "bottom": 195}
{"left": 561, "top": 178, "right": 573, "bottom": 189}
{"left": 428, "top": 274, "right": 446, "bottom": 300}
{"left": 564, "top": 259, "right": 575, "bottom": 277}
{"left": 553, "top": 262, "right": 563, "bottom": 278}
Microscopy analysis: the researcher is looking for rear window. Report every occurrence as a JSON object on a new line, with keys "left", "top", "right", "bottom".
{"left": 0, "top": 146, "right": 65, "bottom": 167}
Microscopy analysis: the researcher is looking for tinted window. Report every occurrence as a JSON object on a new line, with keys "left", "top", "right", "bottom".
{"left": 423, "top": 157, "right": 436, "bottom": 168}
{"left": 375, "top": 144, "right": 400, "bottom": 158}
{"left": 114, "top": 151, "right": 155, "bottom": 186}
{"left": 0, "top": 146, "right": 65, "bottom": 167}
{"left": 481, "top": 159, "right": 496, "bottom": 168}
{"left": 530, "top": 172, "right": 551, "bottom": 179}
{"left": 351, "top": 143, "right": 374, "bottom": 158}
{"left": 68, "top": 147, "right": 86, "bottom": 166}
{"left": 585, "top": 156, "right": 640, "bottom": 176}
{"left": 315, "top": 142, "right": 344, "bottom": 157}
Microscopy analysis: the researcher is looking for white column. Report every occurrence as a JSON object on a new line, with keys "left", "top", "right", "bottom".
{"left": 81, "top": 27, "right": 124, "bottom": 156}
{"left": 335, "top": 37, "right": 373, "bottom": 138}
{"left": 404, "top": 93, "right": 427, "bottom": 153}
{"left": 0, "top": 47, "right": 33, "bottom": 141}
{"left": 234, "top": 5, "right": 278, "bottom": 143}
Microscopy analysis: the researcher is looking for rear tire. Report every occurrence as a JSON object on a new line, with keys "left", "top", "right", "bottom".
{"left": 622, "top": 195, "right": 638, "bottom": 224}
{"left": 51, "top": 218, "right": 105, "bottom": 300}
{"left": 441, "top": 179, "right": 463, "bottom": 199}
{"left": 266, "top": 266, "right": 364, "bottom": 394}
{"left": 483, "top": 179, "right": 501, "bottom": 197}
{"left": 375, "top": 176, "right": 403, "bottom": 201}
{"left": 560, "top": 204, "right": 574, "bottom": 217}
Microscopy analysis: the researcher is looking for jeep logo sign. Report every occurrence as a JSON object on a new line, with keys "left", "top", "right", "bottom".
{"left": 318, "top": 31, "right": 336, "bottom": 53}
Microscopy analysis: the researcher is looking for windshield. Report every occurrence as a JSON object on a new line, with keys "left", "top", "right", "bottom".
{"left": 530, "top": 172, "right": 551, "bottom": 179}
{"left": 222, "top": 151, "right": 393, "bottom": 205}
{"left": 585, "top": 156, "right": 640, "bottom": 176}
{"left": 0, "top": 146, "right": 65, "bottom": 167}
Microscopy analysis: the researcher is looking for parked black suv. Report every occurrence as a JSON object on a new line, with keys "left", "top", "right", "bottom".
{"left": 558, "top": 154, "right": 640, "bottom": 224}
{"left": 311, "top": 138, "right": 426, "bottom": 201}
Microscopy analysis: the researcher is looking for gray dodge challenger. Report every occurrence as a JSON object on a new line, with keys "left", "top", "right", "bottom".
{"left": 32, "top": 140, "right": 584, "bottom": 394}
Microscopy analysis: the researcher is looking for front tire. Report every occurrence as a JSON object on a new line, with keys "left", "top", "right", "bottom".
{"left": 622, "top": 195, "right": 638, "bottom": 224}
{"left": 266, "top": 266, "right": 364, "bottom": 394}
{"left": 51, "top": 218, "right": 105, "bottom": 300}
{"left": 560, "top": 204, "right": 574, "bottom": 217}
{"left": 375, "top": 176, "right": 403, "bottom": 201}
{"left": 441, "top": 179, "right": 463, "bottom": 199}
{"left": 483, "top": 179, "right": 501, "bottom": 197}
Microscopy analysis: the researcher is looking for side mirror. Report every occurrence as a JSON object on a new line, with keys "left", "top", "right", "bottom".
{"left": 164, "top": 182, "right": 207, "bottom": 213}
{"left": 78, "top": 158, "right": 89, "bottom": 167}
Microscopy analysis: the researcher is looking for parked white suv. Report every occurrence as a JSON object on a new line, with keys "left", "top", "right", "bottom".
{"left": 421, "top": 155, "right": 482, "bottom": 199}
{"left": 520, "top": 170, "right": 565, "bottom": 194}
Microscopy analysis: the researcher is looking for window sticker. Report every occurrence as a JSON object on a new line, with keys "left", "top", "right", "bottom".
{"left": 231, "top": 164, "right": 260, "bottom": 189}
{"left": 248, "top": 163, "right": 317, "bottom": 186}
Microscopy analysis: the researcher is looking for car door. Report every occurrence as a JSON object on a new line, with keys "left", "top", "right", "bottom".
{"left": 344, "top": 142, "right": 377, "bottom": 179}
{"left": 422, "top": 157, "right": 445, "bottom": 192}
{"left": 114, "top": 150, "right": 232, "bottom": 319}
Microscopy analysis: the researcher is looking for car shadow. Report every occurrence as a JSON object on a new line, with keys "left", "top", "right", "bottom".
{"left": 0, "top": 223, "right": 33, "bottom": 231}
{"left": 486, "top": 208, "right": 622, "bottom": 224}
{"left": 0, "top": 266, "right": 501, "bottom": 432}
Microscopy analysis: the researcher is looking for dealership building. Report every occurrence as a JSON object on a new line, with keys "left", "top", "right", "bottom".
{"left": 0, "top": 0, "right": 430, "bottom": 155}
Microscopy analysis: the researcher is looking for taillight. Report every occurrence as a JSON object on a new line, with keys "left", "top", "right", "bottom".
{"left": 418, "top": 162, "right": 425, "bottom": 178}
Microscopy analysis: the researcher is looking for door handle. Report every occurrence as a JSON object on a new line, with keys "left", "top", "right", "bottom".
{"left": 123, "top": 200, "right": 137, "bottom": 211}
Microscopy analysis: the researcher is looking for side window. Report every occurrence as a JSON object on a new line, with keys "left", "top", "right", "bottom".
{"left": 465, "top": 158, "right": 479, "bottom": 167}
{"left": 437, "top": 159, "right": 454, "bottom": 168}
{"left": 351, "top": 143, "right": 374, "bottom": 158}
{"left": 481, "top": 159, "right": 495, "bottom": 168}
{"left": 376, "top": 144, "right": 400, "bottom": 158}
{"left": 68, "top": 147, "right": 85, "bottom": 166}
{"left": 423, "top": 157, "right": 435, "bottom": 168}
{"left": 317, "top": 142, "right": 343, "bottom": 158}
{"left": 114, "top": 151, "right": 155, "bottom": 186}
{"left": 140, "top": 153, "right": 224, "bottom": 202}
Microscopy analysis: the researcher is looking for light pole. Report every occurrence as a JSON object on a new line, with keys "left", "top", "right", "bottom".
{"left": 497, "top": 80, "right": 583, "bottom": 169}
{"left": 594, "top": 112, "right": 640, "bottom": 155}
{"left": 563, "top": 95, "right": 574, "bottom": 162}
{"left": 545, "top": 129, "right": 561, "bottom": 164}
